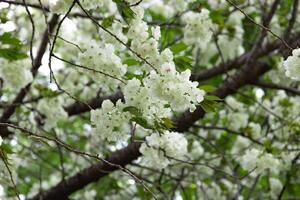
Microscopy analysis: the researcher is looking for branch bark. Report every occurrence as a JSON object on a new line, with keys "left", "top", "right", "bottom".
{"left": 252, "top": 80, "right": 300, "bottom": 95}
{"left": 65, "top": 92, "right": 124, "bottom": 116}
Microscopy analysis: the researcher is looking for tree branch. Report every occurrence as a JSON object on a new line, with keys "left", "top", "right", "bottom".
{"left": 252, "top": 80, "right": 300, "bottom": 95}
{"left": 64, "top": 91, "right": 124, "bottom": 116}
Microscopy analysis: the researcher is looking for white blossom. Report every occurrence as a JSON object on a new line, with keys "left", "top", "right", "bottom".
{"left": 78, "top": 43, "right": 126, "bottom": 91}
{"left": 151, "top": 26, "right": 161, "bottom": 41}
{"left": 162, "top": 131, "right": 188, "bottom": 158}
{"left": 231, "top": 136, "right": 251, "bottom": 154}
{"left": 269, "top": 178, "right": 283, "bottom": 199}
{"left": 128, "top": 18, "right": 149, "bottom": 43}
{"left": 0, "top": 59, "right": 33, "bottom": 91}
{"left": 228, "top": 112, "right": 249, "bottom": 130}
{"left": 123, "top": 78, "right": 172, "bottom": 123}
{"left": 283, "top": 48, "right": 300, "bottom": 80}
{"left": 200, "top": 182, "right": 226, "bottom": 200}
{"left": 99, "top": 21, "right": 128, "bottom": 49}
{"left": 139, "top": 133, "right": 170, "bottom": 169}
{"left": 148, "top": 0, "right": 195, "bottom": 18}
{"left": 190, "top": 141, "right": 204, "bottom": 159}
{"left": 49, "top": 0, "right": 113, "bottom": 13}
{"left": 241, "top": 149, "right": 280, "bottom": 174}
{"left": 144, "top": 70, "right": 205, "bottom": 112}
{"left": 139, "top": 131, "right": 188, "bottom": 169}
{"left": 91, "top": 100, "right": 131, "bottom": 142}
{"left": 37, "top": 97, "right": 68, "bottom": 130}
{"left": 208, "top": 0, "right": 227, "bottom": 9}
{"left": 49, "top": 0, "right": 73, "bottom": 14}
{"left": 181, "top": 9, "right": 214, "bottom": 49}
{"left": 226, "top": 96, "right": 245, "bottom": 112}
{"left": 248, "top": 122, "right": 261, "bottom": 139}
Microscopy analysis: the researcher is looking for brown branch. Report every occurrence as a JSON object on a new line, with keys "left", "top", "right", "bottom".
{"left": 284, "top": 0, "right": 299, "bottom": 39}
{"left": 252, "top": 80, "right": 300, "bottom": 95}
{"left": 64, "top": 91, "right": 124, "bottom": 116}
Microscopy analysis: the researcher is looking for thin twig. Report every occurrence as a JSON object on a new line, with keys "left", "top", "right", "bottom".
{"left": 225, "top": 0, "right": 293, "bottom": 50}
{"left": 0, "top": 150, "right": 21, "bottom": 200}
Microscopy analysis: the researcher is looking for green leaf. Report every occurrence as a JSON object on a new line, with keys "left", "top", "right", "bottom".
{"left": 204, "top": 95, "right": 222, "bottom": 101}
{"left": 170, "top": 42, "right": 188, "bottom": 54}
{"left": 215, "top": 132, "right": 237, "bottom": 151}
{"left": 200, "top": 101, "right": 215, "bottom": 113}
{"left": 0, "top": 143, "right": 14, "bottom": 165}
{"left": 124, "top": 72, "right": 146, "bottom": 81}
{"left": 0, "top": 32, "right": 22, "bottom": 46}
{"left": 200, "top": 99, "right": 219, "bottom": 113}
{"left": 199, "top": 85, "right": 217, "bottom": 92}
{"left": 161, "top": 118, "right": 174, "bottom": 129}
{"left": 113, "top": 0, "right": 135, "bottom": 23}
{"left": 131, "top": 117, "right": 152, "bottom": 129}
{"left": 102, "top": 16, "right": 115, "bottom": 28}
{"left": 0, "top": 48, "right": 27, "bottom": 61}
{"left": 161, "top": 27, "right": 176, "bottom": 49}
{"left": 123, "top": 106, "right": 141, "bottom": 116}
{"left": 123, "top": 58, "right": 140, "bottom": 66}
{"left": 1, "top": 143, "right": 14, "bottom": 154}
{"left": 227, "top": 25, "right": 236, "bottom": 39}
{"left": 210, "top": 10, "right": 225, "bottom": 27}
{"left": 0, "top": 32, "right": 27, "bottom": 61}
{"left": 137, "top": 185, "right": 153, "bottom": 199}
{"left": 34, "top": 84, "right": 60, "bottom": 98}
{"left": 279, "top": 99, "right": 293, "bottom": 107}
{"left": 242, "top": 12, "right": 260, "bottom": 50}
{"left": 209, "top": 53, "right": 219, "bottom": 65}
{"left": 181, "top": 183, "right": 198, "bottom": 200}
{"left": 0, "top": 11, "right": 8, "bottom": 23}
{"left": 174, "top": 56, "right": 193, "bottom": 71}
